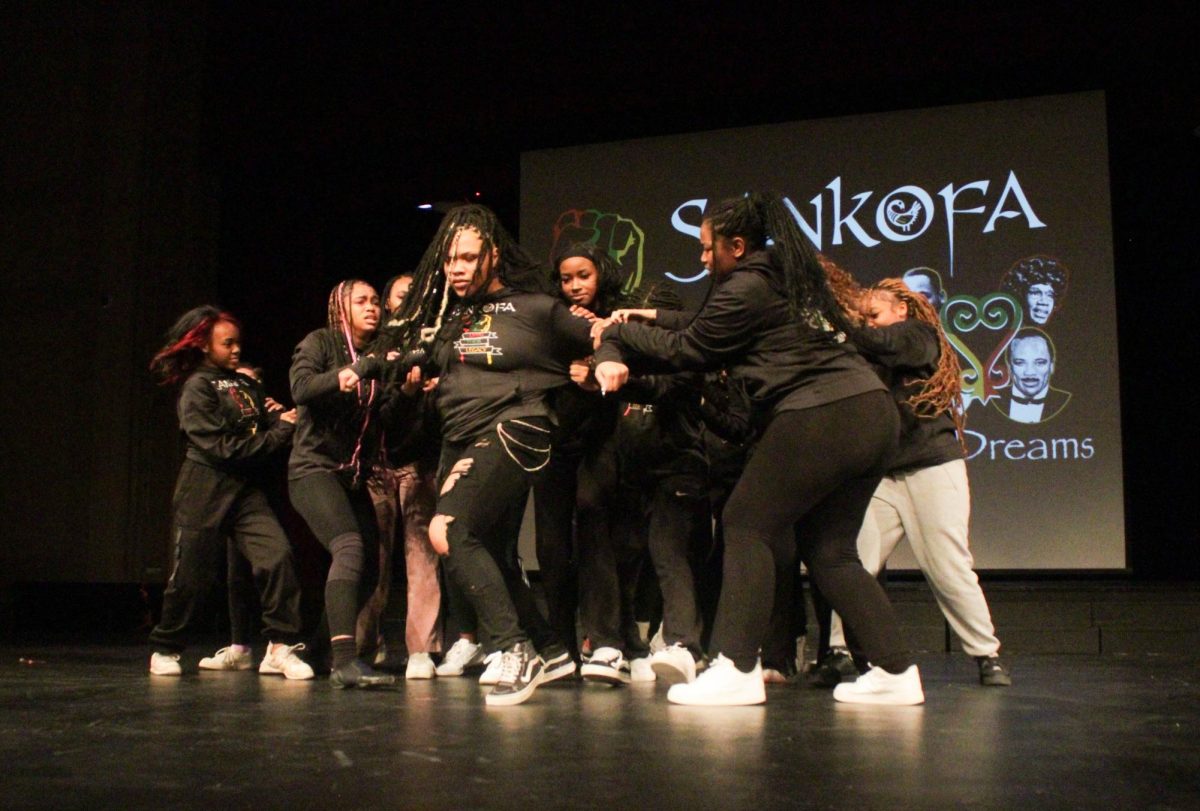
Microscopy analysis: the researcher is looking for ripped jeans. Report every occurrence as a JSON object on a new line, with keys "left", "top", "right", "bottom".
{"left": 435, "top": 416, "right": 557, "bottom": 653}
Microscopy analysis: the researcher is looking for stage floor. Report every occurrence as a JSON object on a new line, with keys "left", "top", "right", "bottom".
{"left": 2, "top": 646, "right": 1197, "bottom": 810}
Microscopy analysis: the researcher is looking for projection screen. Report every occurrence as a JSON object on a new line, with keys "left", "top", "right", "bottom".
{"left": 520, "top": 91, "right": 1124, "bottom": 570}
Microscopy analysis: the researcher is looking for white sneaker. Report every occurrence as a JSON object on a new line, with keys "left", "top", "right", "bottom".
{"left": 629, "top": 657, "right": 656, "bottom": 682}
{"left": 581, "top": 646, "right": 630, "bottom": 685}
{"left": 478, "top": 651, "right": 504, "bottom": 685}
{"left": 199, "top": 646, "right": 253, "bottom": 671}
{"left": 405, "top": 652, "right": 436, "bottom": 680}
{"left": 259, "top": 643, "right": 315, "bottom": 680}
{"left": 833, "top": 665, "right": 924, "bottom": 705}
{"left": 437, "top": 638, "right": 485, "bottom": 676}
{"left": 149, "top": 652, "right": 182, "bottom": 676}
{"left": 650, "top": 643, "right": 697, "bottom": 685}
{"left": 667, "top": 654, "right": 765, "bottom": 706}
{"left": 648, "top": 626, "right": 666, "bottom": 655}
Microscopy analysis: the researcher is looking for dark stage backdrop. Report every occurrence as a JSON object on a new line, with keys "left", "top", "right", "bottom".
{"left": 521, "top": 91, "right": 1123, "bottom": 570}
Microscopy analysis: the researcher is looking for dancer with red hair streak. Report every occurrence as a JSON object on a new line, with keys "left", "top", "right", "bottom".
{"left": 147, "top": 306, "right": 311, "bottom": 680}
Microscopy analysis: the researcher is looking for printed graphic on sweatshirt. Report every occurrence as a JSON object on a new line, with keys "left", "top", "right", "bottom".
{"left": 455, "top": 313, "right": 503, "bottom": 365}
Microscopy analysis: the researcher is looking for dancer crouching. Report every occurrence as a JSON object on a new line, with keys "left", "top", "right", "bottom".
{"left": 594, "top": 193, "right": 923, "bottom": 706}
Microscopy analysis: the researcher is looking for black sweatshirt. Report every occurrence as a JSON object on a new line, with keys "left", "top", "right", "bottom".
{"left": 288, "top": 328, "right": 415, "bottom": 487}
{"left": 595, "top": 250, "right": 884, "bottom": 424}
{"left": 429, "top": 287, "right": 596, "bottom": 444}
{"left": 849, "top": 319, "right": 964, "bottom": 474}
{"left": 178, "top": 365, "right": 294, "bottom": 475}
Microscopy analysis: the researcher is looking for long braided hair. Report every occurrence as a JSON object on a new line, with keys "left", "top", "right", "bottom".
{"left": 149, "top": 305, "right": 241, "bottom": 386}
{"left": 704, "top": 192, "right": 854, "bottom": 338}
{"left": 326, "top": 279, "right": 379, "bottom": 409}
{"left": 326, "top": 279, "right": 381, "bottom": 487}
{"left": 868, "top": 278, "right": 967, "bottom": 443}
{"left": 816, "top": 253, "right": 869, "bottom": 326}
{"left": 376, "top": 204, "right": 549, "bottom": 359}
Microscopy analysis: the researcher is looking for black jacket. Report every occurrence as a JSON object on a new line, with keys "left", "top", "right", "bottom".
{"left": 849, "top": 320, "right": 964, "bottom": 473}
{"left": 288, "top": 328, "right": 416, "bottom": 487}
{"left": 596, "top": 250, "right": 883, "bottom": 425}
{"left": 178, "top": 365, "right": 294, "bottom": 476}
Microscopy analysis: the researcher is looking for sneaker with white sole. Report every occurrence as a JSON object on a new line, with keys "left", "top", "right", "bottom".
{"left": 485, "top": 642, "right": 544, "bottom": 706}
{"left": 478, "top": 651, "right": 504, "bottom": 685}
{"left": 259, "top": 643, "right": 315, "bottom": 680}
{"left": 199, "top": 646, "right": 253, "bottom": 671}
{"left": 667, "top": 654, "right": 765, "bottom": 706}
{"left": 650, "top": 642, "right": 697, "bottom": 685}
{"left": 629, "top": 657, "right": 656, "bottom": 682}
{"left": 405, "top": 652, "right": 436, "bottom": 680}
{"left": 149, "top": 651, "right": 182, "bottom": 676}
{"left": 833, "top": 665, "right": 924, "bottom": 705}
{"left": 436, "top": 638, "right": 485, "bottom": 676}
{"left": 581, "top": 646, "right": 630, "bottom": 685}
{"left": 539, "top": 645, "right": 577, "bottom": 684}
{"left": 976, "top": 655, "right": 1012, "bottom": 687}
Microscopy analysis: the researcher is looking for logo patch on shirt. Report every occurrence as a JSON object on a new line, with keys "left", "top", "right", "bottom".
{"left": 455, "top": 314, "right": 503, "bottom": 365}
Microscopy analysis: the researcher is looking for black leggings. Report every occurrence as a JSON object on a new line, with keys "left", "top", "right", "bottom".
{"left": 289, "top": 472, "right": 380, "bottom": 642}
{"left": 712, "top": 390, "right": 910, "bottom": 673}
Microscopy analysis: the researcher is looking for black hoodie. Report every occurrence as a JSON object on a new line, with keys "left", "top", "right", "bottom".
{"left": 178, "top": 365, "right": 294, "bottom": 474}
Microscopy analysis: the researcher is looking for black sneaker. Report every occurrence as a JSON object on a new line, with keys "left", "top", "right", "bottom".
{"left": 807, "top": 648, "right": 857, "bottom": 688}
{"left": 330, "top": 658, "right": 397, "bottom": 689}
{"left": 976, "top": 655, "right": 1013, "bottom": 686}
{"left": 485, "top": 642, "right": 544, "bottom": 706}
{"left": 539, "top": 644, "right": 578, "bottom": 684}
{"left": 580, "top": 646, "right": 631, "bottom": 686}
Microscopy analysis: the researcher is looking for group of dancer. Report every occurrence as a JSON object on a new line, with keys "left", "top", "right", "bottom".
{"left": 146, "top": 193, "right": 1011, "bottom": 707}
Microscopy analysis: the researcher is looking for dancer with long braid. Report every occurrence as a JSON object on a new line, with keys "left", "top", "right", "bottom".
{"left": 835, "top": 278, "right": 1011, "bottom": 686}
{"left": 594, "top": 192, "right": 923, "bottom": 706}
{"left": 379, "top": 204, "right": 593, "bottom": 706}
{"left": 289, "top": 280, "right": 416, "bottom": 688}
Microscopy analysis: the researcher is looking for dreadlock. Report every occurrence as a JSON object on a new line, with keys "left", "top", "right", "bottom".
{"left": 868, "top": 278, "right": 967, "bottom": 445}
{"left": 705, "top": 192, "right": 854, "bottom": 338}
{"left": 327, "top": 279, "right": 378, "bottom": 410}
{"left": 375, "top": 204, "right": 549, "bottom": 359}
{"left": 550, "top": 241, "right": 631, "bottom": 316}
{"left": 816, "top": 254, "right": 869, "bottom": 326}
{"left": 149, "top": 305, "right": 241, "bottom": 386}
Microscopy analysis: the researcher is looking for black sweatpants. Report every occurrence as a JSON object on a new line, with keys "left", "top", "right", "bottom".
{"left": 712, "top": 391, "right": 910, "bottom": 673}
{"left": 151, "top": 460, "right": 302, "bottom": 653}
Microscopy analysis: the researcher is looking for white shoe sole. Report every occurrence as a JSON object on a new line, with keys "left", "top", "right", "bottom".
{"left": 650, "top": 659, "right": 695, "bottom": 685}
{"left": 485, "top": 674, "right": 543, "bottom": 706}
{"left": 667, "top": 681, "right": 765, "bottom": 706}
{"left": 541, "top": 659, "right": 577, "bottom": 684}
{"left": 581, "top": 664, "right": 630, "bottom": 685}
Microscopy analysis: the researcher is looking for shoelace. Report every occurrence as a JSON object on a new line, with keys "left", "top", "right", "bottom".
{"left": 497, "top": 650, "right": 525, "bottom": 684}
